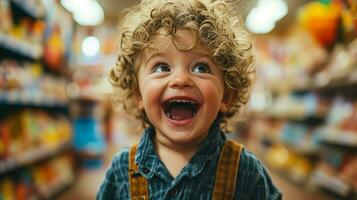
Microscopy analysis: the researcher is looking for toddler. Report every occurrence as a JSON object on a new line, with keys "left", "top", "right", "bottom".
{"left": 98, "top": 0, "right": 281, "bottom": 199}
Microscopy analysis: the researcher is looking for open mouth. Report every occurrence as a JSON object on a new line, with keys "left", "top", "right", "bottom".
{"left": 162, "top": 98, "right": 200, "bottom": 121}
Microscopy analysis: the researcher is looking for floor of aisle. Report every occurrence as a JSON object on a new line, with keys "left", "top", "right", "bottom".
{"left": 269, "top": 169, "right": 336, "bottom": 200}
{"left": 57, "top": 144, "right": 122, "bottom": 200}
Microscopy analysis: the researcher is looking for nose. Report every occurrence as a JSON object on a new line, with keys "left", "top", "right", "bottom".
{"left": 168, "top": 69, "right": 194, "bottom": 89}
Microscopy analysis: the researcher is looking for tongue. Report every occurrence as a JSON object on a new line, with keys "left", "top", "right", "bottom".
{"left": 170, "top": 107, "right": 193, "bottom": 120}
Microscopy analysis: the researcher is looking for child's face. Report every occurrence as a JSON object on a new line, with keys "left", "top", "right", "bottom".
{"left": 136, "top": 30, "right": 227, "bottom": 146}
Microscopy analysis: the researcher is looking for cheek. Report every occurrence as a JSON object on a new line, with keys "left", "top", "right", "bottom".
{"left": 139, "top": 80, "right": 163, "bottom": 111}
{"left": 200, "top": 81, "right": 224, "bottom": 107}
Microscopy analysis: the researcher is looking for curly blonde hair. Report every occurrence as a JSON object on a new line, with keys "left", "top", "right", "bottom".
{"left": 109, "top": 0, "right": 255, "bottom": 130}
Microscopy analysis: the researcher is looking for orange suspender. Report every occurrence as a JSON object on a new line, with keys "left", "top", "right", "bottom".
{"left": 212, "top": 140, "right": 243, "bottom": 200}
{"left": 129, "top": 144, "right": 149, "bottom": 200}
{"left": 129, "top": 141, "right": 243, "bottom": 200}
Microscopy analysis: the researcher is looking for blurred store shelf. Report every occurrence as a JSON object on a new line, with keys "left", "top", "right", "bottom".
{"left": 10, "top": 0, "right": 45, "bottom": 19}
{"left": 311, "top": 169, "right": 352, "bottom": 198}
{"left": 293, "top": 74, "right": 357, "bottom": 96}
{"left": 40, "top": 179, "right": 74, "bottom": 200}
{"left": 268, "top": 167, "right": 344, "bottom": 200}
{"left": 0, "top": 0, "right": 75, "bottom": 199}
{"left": 0, "top": 34, "right": 43, "bottom": 60}
{"left": 0, "top": 99, "right": 69, "bottom": 111}
{"left": 0, "top": 142, "right": 71, "bottom": 175}
{"left": 320, "top": 140, "right": 357, "bottom": 154}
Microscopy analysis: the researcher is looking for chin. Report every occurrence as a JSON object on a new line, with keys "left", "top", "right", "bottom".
{"left": 158, "top": 126, "right": 209, "bottom": 146}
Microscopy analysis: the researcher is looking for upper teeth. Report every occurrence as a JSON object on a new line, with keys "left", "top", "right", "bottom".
{"left": 169, "top": 99, "right": 196, "bottom": 104}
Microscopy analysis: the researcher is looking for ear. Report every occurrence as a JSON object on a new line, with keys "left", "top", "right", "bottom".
{"left": 219, "top": 90, "right": 237, "bottom": 112}
{"left": 138, "top": 100, "right": 144, "bottom": 111}
{"left": 133, "top": 90, "right": 144, "bottom": 111}
{"left": 219, "top": 103, "right": 228, "bottom": 112}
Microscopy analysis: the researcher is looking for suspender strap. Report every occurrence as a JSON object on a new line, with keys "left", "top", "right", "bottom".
{"left": 129, "top": 144, "right": 149, "bottom": 200}
{"left": 128, "top": 141, "right": 242, "bottom": 200}
{"left": 213, "top": 140, "right": 243, "bottom": 200}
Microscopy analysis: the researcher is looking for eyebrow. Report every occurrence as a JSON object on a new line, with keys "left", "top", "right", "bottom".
{"left": 141, "top": 52, "right": 165, "bottom": 68}
{"left": 141, "top": 48, "right": 212, "bottom": 68}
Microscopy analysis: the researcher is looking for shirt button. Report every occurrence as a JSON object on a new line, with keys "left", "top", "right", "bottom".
{"left": 142, "top": 167, "right": 150, "bottom": 174}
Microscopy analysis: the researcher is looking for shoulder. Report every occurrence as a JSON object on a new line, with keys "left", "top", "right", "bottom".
{"left": 224, "top": 141, "right": 264, "bottom": 175}
{"left": 109, "top": 147, "right": 131, "bottom": 183}
{"left": 235, "top": 148, "right": 282, "bottom": 200}
{"left": 238, "top": 148, "right": 264, "bottom": 174}
{"left": 111, "top": 147, "right": 130, "bottom": 168}
{"left": 97, "top": 147, "right": 130, "bottom": 200}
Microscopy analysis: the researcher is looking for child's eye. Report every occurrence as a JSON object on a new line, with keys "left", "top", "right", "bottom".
{"left": 192, "top": 63, "right": 210, "bottom": 73}
{"left": 152, "top": 63, "right": 171, "bottom": 73}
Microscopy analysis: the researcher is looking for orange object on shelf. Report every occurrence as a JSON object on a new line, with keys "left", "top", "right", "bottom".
{"left": 341, "top": 101, "right": 357, "bottom": 132}
{"left": 15, "top": 182, "right": 27, "bottom": 200}
{"left": 43, "top": 24, "right": 64, "bottom": 70}
{"left": 298, "top": 1, "right": 341, "bottom": 48}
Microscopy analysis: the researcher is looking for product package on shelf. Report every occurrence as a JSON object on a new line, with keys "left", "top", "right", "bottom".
{"left": 318, "top": 98, "right": 357, "bottom": 148}
{"left": 0, "top": 0, "right": 75, "bottom": 199}
{"left": 310, "top": 152, "right": 357, "bottom": 198}
{"left": 246, "top": 1, "right": 357, "bottom": 199}
{"left": 255, "top": 29, "right": 328, "bottom": 93}
{"left": 0, "top": 110, "right": 72, "bottom": 174}
{"left": 0, "top": 60, "right": 69, "bottom": 106}
{"left": 0, "top": 154, "right": 74, "bottom": 200}
{"left": 0, "top": 0, "right": 12, "bottom": 34}
{"left": 0, "top": 0, "right": 45, "bottom": 60}
{"left": 248, "top": 90, "right": 357, "bottom": 199}
{"left": 250, "top": 117, "right": 318, "bottom": 185}
{"left": 262, "top": 92, "right": 330, "bottom": 120}
{"left": 340, "top": 156, "right": 357, "bottom": 193}
{"left": 314, "top": 40, "right": 357, "bottom": 89}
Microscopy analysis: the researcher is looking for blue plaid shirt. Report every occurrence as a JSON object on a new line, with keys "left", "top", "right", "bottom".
{"left": 97, "top": 121, "right": 281, "bottom": 200}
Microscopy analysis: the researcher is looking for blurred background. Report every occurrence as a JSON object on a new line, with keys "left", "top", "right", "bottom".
{"left": 0, "top": 0, "right": 356, "bottom": 199}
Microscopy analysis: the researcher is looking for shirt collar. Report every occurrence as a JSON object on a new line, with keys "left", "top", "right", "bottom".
{"left": 135, "top": 126, "right": 158, "bottom": 179}
{"left": 187, "top": 118, "right": 225, "bottom": 177}
{"left": 135, "top": 117, "right": 226, "bottom": 179}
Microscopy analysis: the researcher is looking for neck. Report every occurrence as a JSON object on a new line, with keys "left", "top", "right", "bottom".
{"left": 155, "top": 139, "right": 198, "bottom": 160}
{"left": 153, "top": 133, "right": 207, "bottom": 178}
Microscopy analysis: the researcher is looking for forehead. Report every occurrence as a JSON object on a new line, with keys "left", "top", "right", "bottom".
{"left": 140, "top": 29, "right": 210, "bottom": 61}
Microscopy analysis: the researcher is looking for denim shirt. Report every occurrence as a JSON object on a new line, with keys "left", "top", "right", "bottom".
{"left": 97, "top": 121, "right": 282, "bottom": 200}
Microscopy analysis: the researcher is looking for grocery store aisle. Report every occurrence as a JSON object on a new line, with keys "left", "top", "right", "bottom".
{"left": 2, "top": 0, "right": 357, "bottom": 199}
{"left": 58, "top": 113, "right": 143, "bottom": 200}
